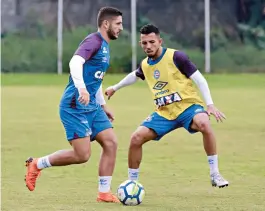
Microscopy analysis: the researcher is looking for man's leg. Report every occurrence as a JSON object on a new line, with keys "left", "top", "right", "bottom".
{"left": 95, "top": 128, "right": 119, "bottom": 202}
{"left": 90, "top": 107, "right": 119, "bottom": 202}
{"left": 128, "top": 126, "right": 156, "bottom": 180}
{"left": 190, "top": 112, "right": 229, "bottom": 188}
{"left": 25, "top": 137, "right": 91, "bottom": 191}
{"left": 128, "top": 112, "right": 176, "bottom": 181}
{"left": 25, "top": 107, "right": 92, "bottom": 191}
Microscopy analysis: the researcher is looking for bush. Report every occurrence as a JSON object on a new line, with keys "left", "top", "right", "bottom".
{"left": 2, "top": 25, "right": 265, "bottom": 74}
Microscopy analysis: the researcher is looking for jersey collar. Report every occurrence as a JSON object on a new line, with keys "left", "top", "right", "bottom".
{"left": 147, "top": 48, "right": 167, "bottom": 65}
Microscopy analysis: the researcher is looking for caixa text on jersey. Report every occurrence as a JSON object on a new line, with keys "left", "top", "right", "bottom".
{"left": 154, "top": 92, "right": 182, "bottom": 107}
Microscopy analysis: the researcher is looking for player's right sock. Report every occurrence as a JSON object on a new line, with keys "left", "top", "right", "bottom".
{"left": 128, "top": 168, "right": 139, "bottom": 181}
{"left": 37, "top": 156, "right": 52, "bottom": 169}
{"left": 98, "top": 176, "right": 112, "bottom": 193}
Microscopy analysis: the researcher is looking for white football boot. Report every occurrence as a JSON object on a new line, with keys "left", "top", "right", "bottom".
{"left": 211, "top": 173, "right": 229, "bottom": 188}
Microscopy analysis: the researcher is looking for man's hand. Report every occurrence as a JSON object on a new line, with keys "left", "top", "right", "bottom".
{"left": 78, "top": 88, "right": 90, "bottom": 106}
{"left": 207, "top": 104, "right": 226, "bottom": 122}
{"left": 105, "top": 87, "right": 116, "bottom": 100}
{"left": 102, "top": 105, "right": 115, "bottom": 122}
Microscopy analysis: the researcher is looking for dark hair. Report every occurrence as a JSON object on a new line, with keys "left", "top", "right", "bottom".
{"left": 139, "top": 24, "right": 160, "bottom": 35}
{"left": 97, "top": 7, "right": 122, "bottom": 27}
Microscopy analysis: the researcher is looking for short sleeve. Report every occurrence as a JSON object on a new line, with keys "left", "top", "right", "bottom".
{"left": 74, "top": 34, "right": 102, "bottom": 61}
{"left": 173, "top": 51, "right": 197, "bottom": 78}
{"left": 135, "top": 62, "right": 145, "bottom": 80}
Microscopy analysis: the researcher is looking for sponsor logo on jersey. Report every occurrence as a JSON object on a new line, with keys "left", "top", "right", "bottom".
{"left": 195, "top": 108, "right": 203, "bottom": 113}
{"left": 95, "top": 71, "right": 105, "bottom": 79}
{"left": 102, "top": 57, "right": 108, "bottom": 63}
{"left": 85, "top": 129, "right": 92, "bottom": 136}
{"left": 155, "top": 89, "right": 169, "bottom": 97}
{"left": 102, "top": 47, "right": 108, "bottom": 54}
{"left": 153, "top": 81, "right": 168, "bottom": 90}
{"left": 153, "top": 81, "right": 169, "bottom": 97}
{"left": 144, "top": 115, "right": 153, "bottom": 122}
{"left": 154, "top": 92, "right": 182, "bottom": 107}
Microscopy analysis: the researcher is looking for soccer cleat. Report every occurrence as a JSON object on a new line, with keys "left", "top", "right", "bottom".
{"left": 97, "top": 192, "right": 120, "bottom": 203}
{"left": 25, "top": 157, "right": 41, "bottom": 191}
{"left": 211, "top": 173, "right": 229, "bottom": 188}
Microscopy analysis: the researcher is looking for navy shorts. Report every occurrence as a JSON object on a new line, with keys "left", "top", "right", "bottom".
{"left": 141, "top": 104, "right": 206, "bottom": 140}
{"left": 59, "top": 106, "right": 112, "bottom": 141}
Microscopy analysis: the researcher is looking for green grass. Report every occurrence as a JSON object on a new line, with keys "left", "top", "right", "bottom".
{"left": 2, "top": 74, "right": 265, "bottom": 211}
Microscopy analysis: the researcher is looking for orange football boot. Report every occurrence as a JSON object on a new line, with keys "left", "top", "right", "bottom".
{"left": 25, "top": 157, "right": 41, "bottom": 191}
{"left": 97, "top": 192, "right": 120, "bottom": 203}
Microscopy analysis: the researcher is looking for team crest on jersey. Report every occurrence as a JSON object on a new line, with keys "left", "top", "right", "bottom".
{"left": 154, "top": 70, "right": 160, "bottom": 79}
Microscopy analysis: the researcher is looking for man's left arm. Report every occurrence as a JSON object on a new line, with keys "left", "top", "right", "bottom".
{"left": 173, "top": 51, "right": 226, "bottom": 122}
{"left": 96, "top": 85, "right": 115, "bottom": 122}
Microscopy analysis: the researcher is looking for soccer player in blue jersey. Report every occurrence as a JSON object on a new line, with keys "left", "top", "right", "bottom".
{"left": 25, "top": 7, "right": 123, "bottom": 202}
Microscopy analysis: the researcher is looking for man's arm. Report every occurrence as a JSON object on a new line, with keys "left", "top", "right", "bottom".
{"left": 189, "top": 71, "right": 213, "bottom": 106}
{"left": 174, "top": 51, "right": 225, "bottom": 122}
{"left": 111, "top": 62, "right": 144, "bottom": 91}
{"left": 96, "top": 85, "right": 106, "bottom": 105}
{"left": 69, "top": 55, "right": 86, "bottom": 89}
{"left": 69, "top": 35, "right": 101, "bottom": 105}
{"left": 70, "top": 36, "right": 101, "bottom": 90}
{"left": 112, "top": 70, "right": 139, "bottom": 91}
{"left": 105, "top": 65, "right": 144, "bottom": 100}
{"left": 96, "top": 85, "right": 116, "bottom": 121}
{"left": 173, "top": 51, "right": 213, "bottom": 106}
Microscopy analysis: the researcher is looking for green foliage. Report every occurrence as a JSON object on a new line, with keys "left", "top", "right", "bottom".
{"left": 1, "top": 25, "right": 265, "bottom": 74}
{"left": 2, "top": 34, "right": 57, "bottom": 73}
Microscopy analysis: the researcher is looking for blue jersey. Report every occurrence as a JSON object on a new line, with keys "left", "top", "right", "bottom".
{"left": 60, "top": 32, "right": 110, "bottom": 110}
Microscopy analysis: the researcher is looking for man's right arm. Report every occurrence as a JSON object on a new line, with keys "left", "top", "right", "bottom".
{"left": 112, "top": 64, "right": 145, "bottom": 91}
{"left": 112, "top": 70, "right": 139, "bottom": 91}
{"left": 69, "top": 55, "right": 86, "bottom": 89}
{"left": 70, "top": 36, "right": 101, "bottom": 90}
{"left": 105, "top": 64, "right": 144, "bottom": 99}
{"left": 69, "top": 36, "right": 101, "bottom": 105}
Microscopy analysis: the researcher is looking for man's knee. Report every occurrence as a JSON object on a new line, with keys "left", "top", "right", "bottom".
{"left": 75, "top": 150, "right": 91, "bottom": 164}
{"left": 193, "top": 113, "right": 212, "bottom": 133}
{"left": 130, "top": 132, "right": 145, "bottom": 148}
{"left": 71, "top": 137, "right": 91, "bottom": 164}
{"left": 95, "top": 128, "right": 118, "bottom": 152}
{"left": 103, "top": 136, "right": 118, "bottom": 151}
{"left": 196, "top": 119, "right": 212, "bottom": 133}
{"left": 98, "top": 133, "right": 118, "bottom": 152}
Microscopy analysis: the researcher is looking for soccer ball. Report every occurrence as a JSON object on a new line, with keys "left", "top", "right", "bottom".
{"left": 117, "top": 180, "right": 145, "bottom": 206}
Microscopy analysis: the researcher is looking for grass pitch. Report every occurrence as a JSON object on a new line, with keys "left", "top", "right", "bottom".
{"left": 2, "top": 74, "right": 265, "bottom": 211}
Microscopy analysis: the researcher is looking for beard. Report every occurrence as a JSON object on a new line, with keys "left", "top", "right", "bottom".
{"left": 107, "top": 27, "right": 118, "bottom": 40}
{"left": 147, "top": 48, "right": 159, "bottom": 59}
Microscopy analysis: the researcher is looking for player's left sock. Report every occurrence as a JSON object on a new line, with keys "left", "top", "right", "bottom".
{"left": 207, "top": 154, "right": 219, "bottom": 175}
{"left": 98, "top": 176, "right": 112, "bottom": 193}
{"left": 128, "top": 168, "right": 139, "bottom": 181}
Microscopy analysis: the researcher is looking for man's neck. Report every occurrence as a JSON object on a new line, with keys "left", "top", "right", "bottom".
{"left": 150, "top": 47, "right": 163, "bottom": 60}
{"left": 98, "top": 28, "right": 110, "bottom": 43}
